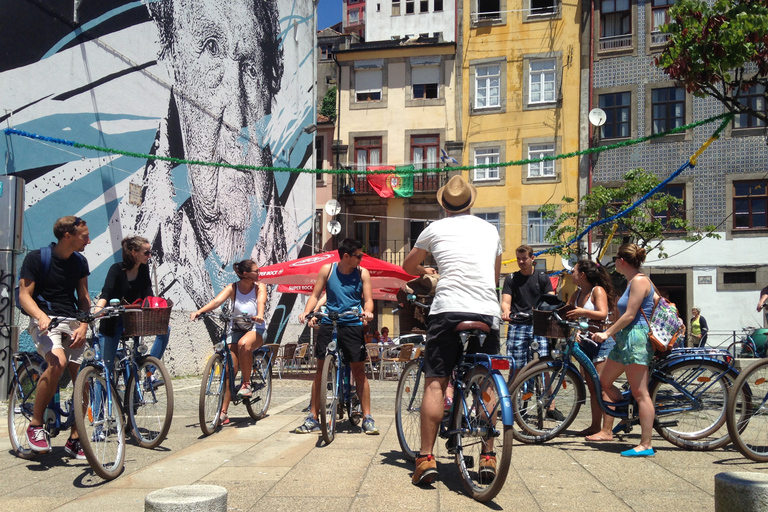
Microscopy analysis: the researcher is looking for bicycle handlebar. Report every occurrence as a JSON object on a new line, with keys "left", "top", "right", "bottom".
{"left": 196, "top": 311, "right": 253, "bottom": 323}
{"left": 308, "top": 310, "right": 361, "bottom": 322}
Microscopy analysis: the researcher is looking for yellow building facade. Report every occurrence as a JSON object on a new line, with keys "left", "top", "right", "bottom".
{"left": 458, "top": 1, "right": 583, "bottom": 276}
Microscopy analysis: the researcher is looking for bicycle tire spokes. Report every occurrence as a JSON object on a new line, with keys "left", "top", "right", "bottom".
{"left": 727, "top": 360, "right": 768, "bottom": 461}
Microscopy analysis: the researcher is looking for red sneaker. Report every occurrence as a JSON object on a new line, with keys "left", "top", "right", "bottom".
{"left": 26, "top": 424, "right": 50, "bottom": 453}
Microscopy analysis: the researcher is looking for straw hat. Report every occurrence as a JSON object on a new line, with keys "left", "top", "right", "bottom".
{"left": 436, "top": 174, "right": 477, "bottom": 213}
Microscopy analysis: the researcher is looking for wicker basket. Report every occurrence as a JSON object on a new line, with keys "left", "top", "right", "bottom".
{"left": 532, "top": 306, "right": 573, "bottom": 339}
{"left": 122, "top": 306, "right": 172, "bottom": 337}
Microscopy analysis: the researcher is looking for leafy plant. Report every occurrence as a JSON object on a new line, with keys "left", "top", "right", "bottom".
{"left": 320, "top": 86, "right": 337, "bottom": 121}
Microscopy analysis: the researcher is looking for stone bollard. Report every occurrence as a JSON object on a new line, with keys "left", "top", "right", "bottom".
{"left": 715, "top": 472, "right": 768, "bottom": 512}
{"left": 145, "top": 484, "right": 227, "bottom": 512}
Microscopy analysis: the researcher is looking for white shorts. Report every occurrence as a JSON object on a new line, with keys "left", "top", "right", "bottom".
{"left": 29, "top": 317, "right": 85, "bottom": 365}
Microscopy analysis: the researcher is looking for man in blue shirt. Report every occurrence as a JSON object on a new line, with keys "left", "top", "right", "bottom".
{"left": 294, "top": 238, "right": 378, "bottom": 434}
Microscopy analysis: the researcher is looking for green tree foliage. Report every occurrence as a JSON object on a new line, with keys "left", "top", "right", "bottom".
{"left": 320, "top": 86, "right": 337, "bottom": 121}
{"left": 656, "top": 0, "right": 768, "bottom": 124}
{"left": 539, "top": 169, "right": 719, "bottom": 261}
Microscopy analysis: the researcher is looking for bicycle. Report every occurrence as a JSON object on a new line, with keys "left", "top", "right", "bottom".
{"left": 310, "top": 310, "right": 364, "bottom": 445}
{"left": 725, "top": 356, "right": 768, "bottom": 461}
{"left": 726, "top": 328, "right": 766, "bottom": 359}
{"left": 196, "top": 311, "right": 274, "bottom": 436}
{"left": 393, "top": 297, "right": 516, "bottom": 502}
{"left": 508, "top": 311, "right": 744, "bottom": 451}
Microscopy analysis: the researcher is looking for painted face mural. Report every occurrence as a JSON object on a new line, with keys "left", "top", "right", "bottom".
{"left": 1, "top": 0, "right": 316, "bottom": 343}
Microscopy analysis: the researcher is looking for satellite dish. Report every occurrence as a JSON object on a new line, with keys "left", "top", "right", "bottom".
{"left": 325, "top": 199, "right": 341, "bottom": 216}
{"left": 588, "top": 108, "right": 607, "bottom": 127}
{"left": 327, "top": 220, "right": 341, "bottom": 235}
{"left": 561, "top": 253, "right": 579, "bottom": 271}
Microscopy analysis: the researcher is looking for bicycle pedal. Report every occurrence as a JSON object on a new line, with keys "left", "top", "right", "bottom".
{"left": 463, "top": 455, "right": 474, "bottom": 469}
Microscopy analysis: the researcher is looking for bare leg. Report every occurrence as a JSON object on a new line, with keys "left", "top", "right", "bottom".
{"left": 67, "top": 361, "right": 81, "bottom": 439}
{"left": 310, "top": 361, "right": 324, "bottom": 420}
{"left": 420, "top": 377, "right": 449, "bottom": 456}
{"left": 585, "top": 358, "right": 623, "bottom": 442}
{"left": 222, "top": 343, "right": 239, "bottom": 415}
{"left": 577, "top": 360, "right": 607, "bottom": 436}
{"left": 32, "top": 349, "right": 68, "bottom": 426}
{"left": 237, "top": 331, "right": 263, "bottom": 385}
{"left": 624, "top": 364, "right": 653, "bottom": 451}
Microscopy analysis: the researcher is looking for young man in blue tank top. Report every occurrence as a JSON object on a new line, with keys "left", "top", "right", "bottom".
{"left": 294, "top": 238, "right": 378, "bottom": 435}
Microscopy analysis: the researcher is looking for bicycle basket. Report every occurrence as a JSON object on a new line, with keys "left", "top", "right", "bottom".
{"left": 532, "top": 308, "right": 569, "bottom": 339}
{"left": 121, "top": 301, "right": 173, "bottom": 337}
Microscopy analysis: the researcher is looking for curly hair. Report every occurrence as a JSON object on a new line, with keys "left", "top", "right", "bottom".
{"left": 575, "top": 260, "right": 616, "bottom": 312}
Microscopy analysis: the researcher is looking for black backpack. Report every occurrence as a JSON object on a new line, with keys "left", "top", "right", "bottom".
{"left": 14, "top": 246, "right": 87, "bottom": 316}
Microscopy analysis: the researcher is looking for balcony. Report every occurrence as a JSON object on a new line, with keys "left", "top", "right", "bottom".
{"left": 650, "top": 31, "right": 670, "bottom": 47}
{"left": 338, "top": 171, "right": 449, "bottom": 196}
{"left": 599, "top": 34, "right": 633, "bottom": 52}
{"left": 366, "top": 239, "right": 437, "bottom": 267}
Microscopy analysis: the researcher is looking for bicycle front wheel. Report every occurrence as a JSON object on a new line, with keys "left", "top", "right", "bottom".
{"left": 245, "top": 350, "right": 272, "bottom": 420}
{"left": 727, "top": 359, "right": 768, "bottom": 461}
{"left": 74, "top": 365, "right": 126, "bottom": 480}
{"left": 7, "top": 364, "right": 42, "bottom": 459}
{"left": 395, "top": 359, "right": 424, "bottom": 462}
{"left": 453, "top": 366, "right": 513, "bottom": 503}
{"left": 199, "top": 354, "right": 225, "bottom": 436}
{"left": 508, "top": 361, "right": 585, "bottom": 444}
{"left": 651, "top": 360, "right": 738, "bottom": 450}
{"left": 727, "top": 342, "right": 757, "bottom": 359}
{"left": 319, "top": 355, "right": 339, "bottom": 444}
{"left": 126, "top": 356, "right": 174, "bottom": 449}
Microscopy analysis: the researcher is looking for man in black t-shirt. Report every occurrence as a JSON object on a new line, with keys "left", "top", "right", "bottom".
{"left": 501, "top": 245, "right": 554, "bottom": 376}
{"left": 17, "top": 216, "right": 91, "bottom": 457}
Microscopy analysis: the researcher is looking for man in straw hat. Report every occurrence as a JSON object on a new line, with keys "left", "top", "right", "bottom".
{"left": 402, "top": 174, "right": 502, "bottom": 486}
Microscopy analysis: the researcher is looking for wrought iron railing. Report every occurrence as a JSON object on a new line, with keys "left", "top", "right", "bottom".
{"left": 599, "top": 34, "right": 633, "bottom": 51}
{"left": 338, "top": 171, "right": 448, "bottom": 196}
{"left": 366, "top": 240, "right": 437, "bottom": 268}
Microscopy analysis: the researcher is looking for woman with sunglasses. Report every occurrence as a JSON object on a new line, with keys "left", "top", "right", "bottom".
{"left": 191, "top": 259, "right": 266, "bottom": 424}
{"left": 96, "top": 235, "right": 170, "bottom": 376}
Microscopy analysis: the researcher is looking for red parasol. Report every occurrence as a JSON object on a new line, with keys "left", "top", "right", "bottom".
{"left": 259, "top": 251, "right": 416, "bottom": 301}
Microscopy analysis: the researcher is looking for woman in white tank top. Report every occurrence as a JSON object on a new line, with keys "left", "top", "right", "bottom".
{"left": 191, "top": 259, "right": 267, "bottom": 424}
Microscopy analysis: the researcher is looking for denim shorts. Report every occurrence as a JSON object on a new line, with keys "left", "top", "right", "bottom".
{"left": 579, "top": 336, "right": 616, "bottom": 364}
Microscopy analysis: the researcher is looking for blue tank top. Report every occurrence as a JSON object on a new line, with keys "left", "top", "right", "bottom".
{"left": 323, "top": 263, "right": 363, "bottom": 326}
{"left": 617, "top": 276, "right": 655, "bottom": 328}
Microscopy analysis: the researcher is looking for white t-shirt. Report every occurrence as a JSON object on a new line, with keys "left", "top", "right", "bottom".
{"left": 414, "top": 214, "right": 502, "bottom": 318}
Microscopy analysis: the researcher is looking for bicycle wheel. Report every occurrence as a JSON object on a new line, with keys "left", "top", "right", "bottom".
{"left": 727, "top": 341, "right": 757, "bottom": 359}
{"left": 349, "top": 392, "right": 363, "bottom": 426}
{"left": 651, "top": 360, "right": 739, "bottom": 450}
{"left": 319, "top": 355, "right": 339, "bottom": 444}
{"left": 245, "top": 350, "right": 272, "bottom": 420}
{"left": 727, "top": 359, "right": 768, "bottom": 461}
{"left": 74, "top": 365, "right": 126, "bottom": 480}
{"left": 126, "top": 356, "right": 174, "bottom": 449}
{"left": 508, "top": 361, "right": 585, "bottom": 444}
{"left": 7, "top": 364, "right": 42, "bottom": 459}
{"left": 395, "top": 359, "right": 424, "bottom": 462}
{"left": 199, "top": 354, "right": 225, "bottom": 436}
{"left": 452, "top": 366, "right": 513, "bottom": 502}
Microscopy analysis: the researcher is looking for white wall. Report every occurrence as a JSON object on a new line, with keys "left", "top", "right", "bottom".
{"left": 366, "top": 0, "right": 455, "bottom": 42}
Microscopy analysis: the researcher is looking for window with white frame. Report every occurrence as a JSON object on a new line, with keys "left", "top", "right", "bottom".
{"left": 529, "top": 59, "right": 556, "bottom": 104}
{"left": 355, "top": 60, "right": 383, "bottom": 102}
{"left": 528, "top": 143, "right": 555, "bottom": 177}
{"left": 475, "top": 212, "right": 500, "bottom": 232}
{"left": 412, "top": 56, "right": 440, "bottom": 100}
{"left": 528, "top": 210, "right": 553, "bottom": 244}
{"left": 474, "top": 147, "right": 500, "bottom": 181}
{"left": 650, "top": 0, "right": 674, "bottom": 46}
{"left": 475, "top": 64, "right": 501, "bottom": 109}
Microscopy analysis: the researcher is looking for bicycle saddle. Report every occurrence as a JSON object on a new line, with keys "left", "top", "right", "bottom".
{"left": 454, "top": 321, "right": 490, "bottom": 333}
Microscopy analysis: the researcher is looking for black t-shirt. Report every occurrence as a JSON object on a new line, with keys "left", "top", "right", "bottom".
{"left": 98, "top": 262, "right": 153, "bottom": 336}
{"left": 502, "top": 271, "right": 553, "bottom": 324}
{"left": 19, "top": 245, "right": 90, "bottom": 317}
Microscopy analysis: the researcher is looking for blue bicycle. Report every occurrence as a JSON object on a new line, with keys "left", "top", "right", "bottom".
{"left": 312, "top": 310, "right": 364, "bottom": 445}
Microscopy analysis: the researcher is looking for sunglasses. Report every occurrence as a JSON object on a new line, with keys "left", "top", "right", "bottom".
{"left": 74, "top": 217, "right": 85, "bottom": 226}
{"left": 142, "top": 250, "right": 152, "bottom": 256}
{"left": 351, "top": 253, "right": 364, "bottom": 259}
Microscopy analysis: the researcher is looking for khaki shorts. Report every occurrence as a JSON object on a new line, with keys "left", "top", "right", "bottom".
{"left": 29, "top": 317, "right": 85, "bottom": 365}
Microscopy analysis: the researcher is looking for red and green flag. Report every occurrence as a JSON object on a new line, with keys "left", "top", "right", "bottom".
{"left": 366, "top": 165, "right": 414, "bottom": 198}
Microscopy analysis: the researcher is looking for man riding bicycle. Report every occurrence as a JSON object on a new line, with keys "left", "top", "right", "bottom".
{"left": 293, "top": 238, "right": 379, "bottom": 435}
{"left": 402, "top": 175, "right": 502, "bottom": 485}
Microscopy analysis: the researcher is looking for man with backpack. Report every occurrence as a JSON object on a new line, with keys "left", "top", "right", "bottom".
{"left": 16, "top": 216, "right": 91, "bottom": 457}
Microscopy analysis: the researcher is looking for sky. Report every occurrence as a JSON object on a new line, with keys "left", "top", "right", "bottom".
{"left": 317, "top": 0, "right": 343, "bottom": 30}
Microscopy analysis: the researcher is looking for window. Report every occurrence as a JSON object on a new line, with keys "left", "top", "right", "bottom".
{"left": 651, "top": 184, "right": 686, "bottom": 231}
{"left": 411, "top": 135, "right": 439, "bottom": 169}
{"left": 528, "top": 143, "right": 555, "bottom": 177}
{"left": 650, "top": 0, "right": 674, "bottom": 46}
{"left": 528, "top": 211, "right": 553, "bottom": 245}
{"left": 355, "top": 137, "right": 382, "bottom": 172}
{"left": 412, "top": 57, "right": 440, "bottom": 100}
{"left": 434, "top": 0, "right": 443, "bottom": 11}
{"left": 475, "top": 212, "right": 500, "bottom": 232}
{"left": 478, "top": 0, "right": 501, "bottom": 19}
{"left": 420, "top": 0, "right": 429, "bottom": 12}
{"left": 410, "top": 220, "right": 427, "bottom": 248}
{"left": 733, "top": 180, "right": 768, "bottom": 230}
{"left": 734, "top": 84, "right": 767, "bottom": 130}
{"left": 599, "top": 92, "right": 631, "bottom": 139}
{"left": 474, "top": 147, "right": 500, "bottom": 181}
{"left": 355, "top": 60, "right": 383, "bottom": 102}
{"left": 723, "top": 271, "right": 757, "bottom": 285}
{"left": 355, "top": 221, "right": 381, "bottom": 257}
{"left": 529, "top": 59, "right": 557, "bottom": 104}
{"left": 314, "top": 209, "right": 323, "bottom": 253}
{"left": 406, "top": 0, "right": 415, "bottom": 14}
{"left": 320, "top": 45, "right": 333, "bottom": 60}
{"left": 530, "top": 0, "right": 557, "bottom": 16}
{"left": 349, "top": 9, "right": 360, "bottom": 25}
{"left": 651, "top": 87, "right": 685, "bottom": 134}
{"left": 315, "top": 137, "right": 324, "bottom": 179}
{"left": 475, "top": 64, "right": 501, "bottom": 109}
{"left": 392, "top": 0, "right": 401, "bottom": 15}
{"left": 600, "top": 0, "right": 631, "bottom": 51}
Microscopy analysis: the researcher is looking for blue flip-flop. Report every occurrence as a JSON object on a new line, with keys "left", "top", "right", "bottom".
{"left": 621, "top": 448, "right": 655, "bottom": 457}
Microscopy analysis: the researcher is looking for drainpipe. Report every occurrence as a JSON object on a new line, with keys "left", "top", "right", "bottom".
{"left": 587, "top": 0, "right": 595, "bottom": 254}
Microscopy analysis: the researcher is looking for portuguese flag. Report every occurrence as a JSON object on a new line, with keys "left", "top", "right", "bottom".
{"left": 366, "top": 165, "right": 414, "bottom": 198}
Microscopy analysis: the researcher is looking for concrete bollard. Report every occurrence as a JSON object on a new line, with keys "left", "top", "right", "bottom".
{"left": 715, "top": 472, "right": 768, "bottom": 512}
{"left": 145, "top": 484, "right": 227, "bottom": 512}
